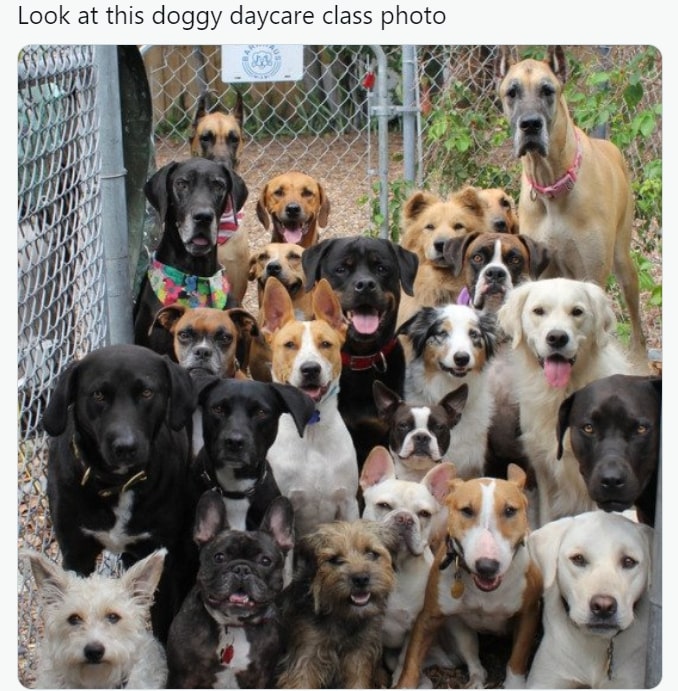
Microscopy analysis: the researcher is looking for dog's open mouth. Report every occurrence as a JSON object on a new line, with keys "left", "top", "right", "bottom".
{"left": 299, "top": 382, "right": 329, "bottom": 403}
{"left": 439, "top": 362, "right": 468, "bottom": 378}
{"left": 350, "top": 590, "right": 372, "bottom": 607}
{"left": 275, "top": 218, "right": 309, "bottom": 245}
{"left": 347, "top": 307, "right": 382, "bottom": 335}
{"left": 539, "top": 354, "right": 576, "bottom": 389}
{"left": 472, "top": 573, "right": 503, "bottom": 592}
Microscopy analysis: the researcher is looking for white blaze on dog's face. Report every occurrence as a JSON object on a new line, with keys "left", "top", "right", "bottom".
{"left": 498, "top": 278, "right": 617, "bottom": 389}
{"left": 445, "top": 467, "right": 529, "bottom": 591}
{"left": 529, "top": 511, "right": 653, "bottom": 636}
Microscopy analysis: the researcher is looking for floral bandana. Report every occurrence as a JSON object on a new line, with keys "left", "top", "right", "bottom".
{"left": 147, "top": 253, "right": 230, "bottom": 309}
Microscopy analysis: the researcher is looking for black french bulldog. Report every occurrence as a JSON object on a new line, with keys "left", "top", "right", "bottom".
{"left": 192, "top": 375, "right": 315, "bottom": 531}
{"left": 167, "top": 491, "right": 294, "bottom": 689}
{"left": 301, "top": 236, "right": 418, "bottom": 467}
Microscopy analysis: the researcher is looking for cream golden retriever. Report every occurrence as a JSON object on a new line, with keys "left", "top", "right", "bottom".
{"left": 497, "top": 278, "right": 634, "bottom": 527}
{"left": 526, "top": 510, "right": 653, "bottom": 688}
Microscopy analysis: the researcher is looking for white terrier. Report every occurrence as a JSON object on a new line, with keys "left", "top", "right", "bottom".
{"left": 24, "top": 549, "right": 168, "bottom": 689}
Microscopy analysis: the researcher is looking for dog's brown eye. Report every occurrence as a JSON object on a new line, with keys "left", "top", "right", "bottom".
{"left": 214, "top": 552, "right": 226, "bottom": 564}
{"left": 106, "top": 612, "right": 121, "bottom": 624}
{"left": 327, "top": 554, "right": 345, "bottom": 566}
{"left": 366, "top": 550, "right": 380, "bottom": 560}
{"left": 570, "top": 553, "right": 587, "bottom": 567}
{"left": 67, "top": 614, "right": 82, "bottom": 626}
{"left": 500, "top": 198, "right": 511, "bottom": 209}
{"left": 460, "top": 506, "right": 474, "bottom": 518}
{"left": 532, "top": 307, "right": 545, "bottom": 316}
{"left": 621, "top": 556, "right": 638, "bottom": 569}
{"left": 92, "top": 390, "right": 105, "bottom": 402}
{"left": 506, "top": 85, "right": 518, "bottom": 99}
{"left": 175, "top": 179, "right": 189, "bottom": 192}
{"left": 140, "top": 388, "right": 153, "bottom": 399}
{"left": 301, "top": 189, "right": 314, "bottom": 198}
{"left": 273, "top": 188, "right": 284, "bottom": 197}
{"left": 471, "top": 253, "right": 483, "bottom": 264}
{"left": 216, "top": 333, "right": 233, "bottom": 346}
{"left": 260, "top": 556, "right": 272, "bottom": 567}
{"left": 636, "top": 424, "right": 648, "bottom": 435}
{"left": 377, "top": 501, "right": 392, "bottom": 511}
{"left": 509, "top": 256, "right": 521, "bottom": 265}
{"left": 211, "top": 404, "right": 224, "bottom": 416}
{"left": 582, "top": 424, "right": 594, "bottom": 435}
{"left": 453, "top": 223, "right": 465, "bottom": 231}
{"left": 424, "top": 223, "right": 435, "bottom": 231}
{"left": 504, "top": 505, "right": 517, "bottom": 518}
{"left": 418, "top": 510, "right": 432, "bottom": 519}
{"left": 571, "top": 307, "right": 584, "bottom": 317}
{"left": 319, "top": 340, "right": 332, "bottom": 349}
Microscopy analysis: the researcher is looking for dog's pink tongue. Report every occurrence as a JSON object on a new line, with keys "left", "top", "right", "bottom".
{"left": 229, "top": 593, "right": 251, "bottom": 605}
{"left": 351, "top": 312, "right": 379, "bottom": 334}
{"left": 543, "top": 358, "right": 572, "bottom": 388}
{"left": 283, "top": 227, "right": 303, "bottom": 244}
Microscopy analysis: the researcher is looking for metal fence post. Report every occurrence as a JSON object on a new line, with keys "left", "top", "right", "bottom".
{"left": 94, "top": 45, "right": 134, "bottom": 344}
{"left": 370, "top": 45, "right": 390, "bottom": 239}
{"left": 401, "top": 45, "right": 418, "bottom": 185}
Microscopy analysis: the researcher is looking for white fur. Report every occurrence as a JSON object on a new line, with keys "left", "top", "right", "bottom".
{"left": 526, "top": 511, "right": 653, "bottom": 688}
{"left": 403, "top": 304, "right": 495, "bottom": 479}
{"left": 26, "top": 549, "right": 167, "bottom": 689}
{"left": 497, "top": 278, "right": 634, "bottom": 526}
{"left": 213, "top": 628, "right": 252, "bottom": 689}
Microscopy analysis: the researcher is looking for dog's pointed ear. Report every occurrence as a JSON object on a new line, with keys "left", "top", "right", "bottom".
{"left": 317, "top": 183, "right": 331, "bottom": 228}
{"left": 372, "top": 380, "right": 402, "bottom": 421}
{"left": 144, "top": 161, "right": 178, "bottom": 221}
{"left": 506, "top": 462, "right": 527, "bottom": 489}
{"left": 192, "top": 90, "right": 211, "bottom": 129}
{"left": 22, "top": 550, "right": 69, "bottom": 606}
{"left": 194, "top": 489, "right": 229, "bottom": 546}
{"left": 527, "top": 516, "right": 574, "bottom": 590}
{"left": 152, "top": 304, "right": 187, "bottom": 335}
{"left": 163, "top": 357, "right": 198, "bottom": 431}
{"left": 497, "top": 282, "right": 528, "bottom": 349}
{"left": 392, "top": 244, "right": 418, "bottom": 297}
{"left": 422, "top": 462, "right": 457, "bottom": 506}
{"left": 233, "top": 90, "right": 244, "bottom": 129}
{"left": 359, "top": 445, "right": 396, "bottom": 492}
{"left": 256, "top": 183, "right": 272, "bottom": 230}
{"left": 556, "top": 392, "right": 577, "bottom": 460}
{"left": 547, "top": 45, "right": 567, "bottom": 84}
{"left": 42, "top": 359, "right": 80, "bottom": 437}
{"left": 121, "top": 548, "right": 167, "bottom": 608}
{"left": 494, "top": 46, "right": 516, "bottom": 89}
{"left": 313, "top": 279, "right": 347, "bottom": 335}
{"left": 439, "top": 384, "right": 468, "bottom": 428}
{"left": 261, "top": 276, "right": 295, "bottom": 337}
{"left": 260, "top": 496, "right": 295, "bottom": 555}
{"left": 301, "top": 239, "right": 333, "bottom": 292}
{"left": 517, "top": 234, "right": 551, "bottom": 279}
{"left": 270, "top": 383, "right": 316, "bottom": 437}
{"left": 443, "top": 232, "right": 480, "bottom": 277}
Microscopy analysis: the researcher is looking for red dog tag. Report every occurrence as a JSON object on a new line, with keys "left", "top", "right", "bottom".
{"left": 221, "top": 644, "right": 234, "bottom": 665}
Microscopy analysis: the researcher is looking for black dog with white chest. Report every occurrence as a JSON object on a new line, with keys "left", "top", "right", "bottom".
{"left": 41, "top": 343, "right": 198, "bottom": 641}
{"left": 193, "top": 376, "right": 315, "bottom": 531}
{"left": 301, "top": 236, "right": 418, "bottom": 466}
{"left": 557, "top": 373, "right": 661, "bottom": 526}
{"left": 167, "top": 490, "right": 294, "bottom": 689}
{"left": 134, "top": 158, "right": 248, "bottom": 357}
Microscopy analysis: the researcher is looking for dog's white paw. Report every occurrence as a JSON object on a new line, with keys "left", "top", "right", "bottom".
{"left": 502, "top": 668, "right": 526, "bottom": 689}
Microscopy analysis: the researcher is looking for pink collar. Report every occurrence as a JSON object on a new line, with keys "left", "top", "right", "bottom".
{"left": 527, "top": 130, "right": 582, "bottom": 199}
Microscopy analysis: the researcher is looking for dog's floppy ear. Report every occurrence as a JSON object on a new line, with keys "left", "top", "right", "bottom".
{"left": 527, "top": 516, "right": 574, "bottom": 590}
{"left": 193, "top": 489, "right": 229, "bottom": 546}
{"left": 439, "top": 384, "right": 469, "bottom": 429}
{"left": 120, "top": 548, "right": 167, "bottom": 609}
{"left": 359, "top": 445, "right": 396, "bottom": 492}
{"left": 270, "top": 382, "right": 316, "bottom": 437}
{"left": 497, "top": 281, "right": 529, "bottom": 348}
{"left": 317, "top": 183, "right": 331, "bottom": 228}
{"left": 224, "top": 167, "right": 248, "bottom": 216}
{"left": 584, "top": 281, "right": 617, "bottom": 348}
{"left": 396, "top": 306, "right": 437, "bottom": 358}
{"left": 301, "top": 238, "right": 334, "bottom": 292}
{"left": 260, "top": 496, "right": 295, "bottom": 556}
{"left": 422, "top": 462, "right": 457, "bottom": 506}
{"left": 478, "top": 312, "right": 500, "bottom": 360}
{"left": 517, "top": 234, "right": 551, "bottom": 279}
{"left": 556, "top": 391, "right": 577, "bottom": 460}
{"left": 194, "top": 372, "right": 222, "bottom": 404}
{"left": 152, "top": 304, "right": 187, "bottom": 335}
{"left": 256, "top": 182, "right": 272, "bottom": 230}
{"left": 372, "top": 380, "right": 402, "bottom": 422}
{"left": 392, "top": 243, "right": 419, "bottom": 297}
{"left": 402, "top": 190, "right": 438, "bottom": 224}
{"left": 22, "top": 550, "right": 69, "bottom": 607}
{"left": 227, "top": 307, "right": 260, "bottom": 341}
{"left": 443, "top": 232, "right": 481, "bottom": 277}
{"left": 42, "top": 359, "right": 80, "bottom": 436}
{"left": 144, "top": 161, "right": 178, "bottom": 221}
{"left": 163, "top": 357, "right": 198, "bottom": 431}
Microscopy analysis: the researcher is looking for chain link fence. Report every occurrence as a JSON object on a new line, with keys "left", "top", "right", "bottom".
{"left": 17, "top": 44, "right": 662, "bottom": 686}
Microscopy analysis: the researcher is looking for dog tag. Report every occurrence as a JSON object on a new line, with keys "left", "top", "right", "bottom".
{"left": 451, "top": 572, "right": 465, "bottom": 599}
{"left": 221, "top": 644, "right": 234, "bottom": 665}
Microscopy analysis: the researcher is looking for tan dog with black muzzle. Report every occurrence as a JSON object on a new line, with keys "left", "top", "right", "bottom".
{"left": 495, "top": 46, "right": 646, "bottom": 361}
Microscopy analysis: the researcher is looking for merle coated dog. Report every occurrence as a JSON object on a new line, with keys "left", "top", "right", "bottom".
{"left": 301, "top": 236, "right": 418, "bottom": 467}
{"left": 557, "top": 373, "right": 661, "bottom": 525}
{"left": 192, "top": 376, "right": 315, "bottom": 532}
{"left": 41, "top": 343, "right": 198, "bottom": 642}
{"left": 133, "top": 158, "right": 248, "bottom": 357}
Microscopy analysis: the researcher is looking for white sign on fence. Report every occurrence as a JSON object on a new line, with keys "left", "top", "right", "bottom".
{"left": 221, "top": 45, "right": 304, "bottom": 83}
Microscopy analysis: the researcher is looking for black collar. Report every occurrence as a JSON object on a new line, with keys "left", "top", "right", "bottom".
{"left": 200, "top": 463, "right": 269, "bottom": 500}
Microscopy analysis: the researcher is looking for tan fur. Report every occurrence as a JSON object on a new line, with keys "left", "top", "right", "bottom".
{"left": 476, "top": 187, "right": 520, "bottom": 234}
{"left": 397, "top": 186, "right": 486, "bottom": 327}
{"left": 496, "top": 46, "right": 645, "bottom": 360}
{"left": 248, "top": 243, "right": 313, "bottom": 382}
{"left": 276, "top": 520, "right": 396, "bottom": 688}
{"left": 256, "top": 171, "right": 330, "bottom": 248}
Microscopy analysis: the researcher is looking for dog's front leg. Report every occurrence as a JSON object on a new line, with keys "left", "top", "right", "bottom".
{"left": 395, "top": 611, "right": 444, "bottom": 688}
{"left": 445, "top": 617, "right": 486, "bottom": 688}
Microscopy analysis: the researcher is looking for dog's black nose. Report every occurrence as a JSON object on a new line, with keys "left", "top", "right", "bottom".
{"left": 231, "top": 562, "right": 253, "bottom": 577}
{"left": 193, "top": 209, "right": 216, "bottom": 225}
{"left": 286, "top": 202, "right": 301, "bottom": 217}
{"left": 590, "top": 594, "right": 617, "bottom": 619}
{"left": 412, "top": 432, "right": 431, "bottom": 449}
{"left": 300, "top": 362, "right": 321, "bottom": 382}
{"left": 224, "top": 434, "right": 245, "bottom": 452}
{"left": 353, "top": 278, "right": 377, "bottom": 294}
{"left": 111, "top": 437, "right": 137, "bottom": 461}
{"left": 546, "top": 329, "right": 569, "bottom": 349}
{"left": 266, "top": 260, "right": 282, "bottom": 277}
{"left": 433, "top": 240, "right": 446, "bottom": 255}
{"left": 485, "top": 266, "right": 507, "bottom": 283}
{"left": 351, "top": 573, "right": 370, "bottom": 589}
{"left": 599, "top": 467, "right": 627, "bottom": 490}
{"left": 475, "top": 558, "right": 500, "bottom": 579}
{"left": 493, "top": 220, "right": 508, "bottom": 232}
{"left": 84, "top": 642, "right": 105, "bottom": 664}
{"left": 453, "top": 352, "right": 470, "bottom": 367}
{"left": 195, "top": 345, "right": 214, "bottom": 361}
{"left": 519, "top": 114, "right": 543, "bottom": 134}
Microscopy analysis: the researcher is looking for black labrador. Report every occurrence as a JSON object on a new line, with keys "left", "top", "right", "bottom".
{"left": 134, "top": 157, "right": 248, "bottom": 357}
{"left": 42, "top": 343, "right": 198, "bottom": 641}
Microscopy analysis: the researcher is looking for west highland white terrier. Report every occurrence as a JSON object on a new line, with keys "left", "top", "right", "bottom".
{"left": 24, "top": 549, "right": 168, "bottom": 689}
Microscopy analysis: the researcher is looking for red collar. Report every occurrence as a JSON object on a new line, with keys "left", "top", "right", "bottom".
{"left": 527, "top": 130, "right": 582, "bottom": 199}
{"left": 341, "top": 337, "right": 398, "bottom": 372}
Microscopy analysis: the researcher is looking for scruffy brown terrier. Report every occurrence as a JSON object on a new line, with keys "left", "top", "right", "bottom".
{"left": 276, "top": 520, "right": 397, "bottom": 689}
